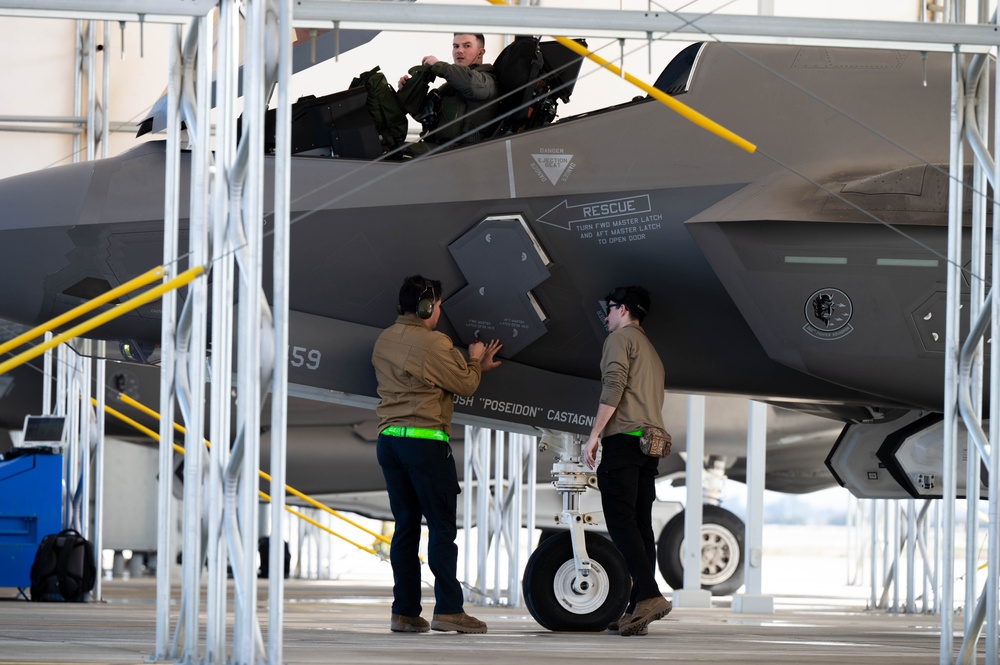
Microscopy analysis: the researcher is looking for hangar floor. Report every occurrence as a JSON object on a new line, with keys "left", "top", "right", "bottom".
{"left": 0, "top": 575, "right": 977, "bottom": 664}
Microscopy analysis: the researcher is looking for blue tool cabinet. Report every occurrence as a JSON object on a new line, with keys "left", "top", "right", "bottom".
{"left": 0, "top": 452, "right": 62, "bottom": 589}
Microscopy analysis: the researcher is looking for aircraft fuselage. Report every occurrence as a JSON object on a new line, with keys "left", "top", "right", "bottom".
{"left": 0, "top": 43, "right": 973, "bottom": 435}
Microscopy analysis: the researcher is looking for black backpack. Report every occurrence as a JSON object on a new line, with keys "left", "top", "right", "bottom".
{"left": 29, "top": 529, "right": 97, "bottom": 602}
{"left": 350, "top": 66, "right": 408, "bottom": 150}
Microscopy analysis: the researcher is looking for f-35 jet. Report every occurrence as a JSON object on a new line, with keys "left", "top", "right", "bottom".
{"left": 0, "top": 39, "right": 981, "bottom": 627}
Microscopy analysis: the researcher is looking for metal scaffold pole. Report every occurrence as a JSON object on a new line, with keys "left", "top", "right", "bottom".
{"left": 940, "top": 42, "right": 963, "bottom": 665}
{"left": 151, "top": 21, "right": 181, "bottom": 661}
{"left": 268, "top": 0, "right": 294, "bottom": 661}
{"left": 206, "top": 0, "right": 238, "bottom": 660}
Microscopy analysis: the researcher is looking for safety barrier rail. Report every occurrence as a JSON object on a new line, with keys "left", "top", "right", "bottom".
{"left": 93, "top": 395, "right": 390, "bottom": 557}
{"left": 0, "top": 265, "right": 204, "bottom": 376}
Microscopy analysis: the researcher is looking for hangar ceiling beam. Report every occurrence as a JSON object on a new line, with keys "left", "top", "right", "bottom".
{"left": 0, "top": 0, "right": 214, "bottom": 21}
{"left": 291, "top": 1, "right": 1000, "bottom": 52}
{"left": 1, "top": 0, "right": 999, "bottom": 51}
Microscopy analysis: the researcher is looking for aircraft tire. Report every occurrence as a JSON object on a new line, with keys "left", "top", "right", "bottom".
{"left": 536, "top": 528, "right": 558, "bottom": 545}
{"left": 523, "top": 531, "right": 629, "bottom": 632}
{"left": 657, "top": 504, "right": 745, "bottom": 596}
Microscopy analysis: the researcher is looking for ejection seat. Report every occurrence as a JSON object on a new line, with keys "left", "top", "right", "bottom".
{"left": 489, "top": 36, "right": 586, "bottom": 137}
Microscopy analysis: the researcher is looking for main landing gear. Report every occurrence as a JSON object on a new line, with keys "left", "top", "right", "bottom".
{"left": 522, "top": 434, "right": 745, "bottom": 631}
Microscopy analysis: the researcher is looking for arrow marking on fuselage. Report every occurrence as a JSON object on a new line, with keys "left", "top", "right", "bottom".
{"left": 537, "top": 195, "right": 653, "bottom": 230}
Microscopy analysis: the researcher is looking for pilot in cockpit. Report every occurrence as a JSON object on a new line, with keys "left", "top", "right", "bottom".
{"left": 396, "top": 33, "right": 500, "bottom": 151}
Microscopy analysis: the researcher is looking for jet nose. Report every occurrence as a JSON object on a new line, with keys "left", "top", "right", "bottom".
{"left": 0, "top": 141, "right": 172, "bottom": 339}
{"left": 0, "top": 160, "right": 96, "bottom": 327}
{"left": 0, "top": 160, "right": 94, "bottom": 233}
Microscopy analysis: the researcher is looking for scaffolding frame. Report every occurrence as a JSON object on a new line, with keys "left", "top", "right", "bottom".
{"left": 3, "top": 1, "right": 1000, "bottom": 663}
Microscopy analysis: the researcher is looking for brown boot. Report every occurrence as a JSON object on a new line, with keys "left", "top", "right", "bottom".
{"left": 619, "top": 595, "right": 671, "bottom": 637}
{"left": 390, "top": 614, "right": 430, "bottom": 633}
{"left": 431, "top": 612, "right": 488, "bottom": 634}
{"left": 607, "top": 612, "right": 647, "bottom": 635}
{"left": 606, "top": 612, "right": 631, "bottom": 633}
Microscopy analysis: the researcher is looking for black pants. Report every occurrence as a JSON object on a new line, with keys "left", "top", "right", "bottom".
{"left": 597, "top": 433, "right": 660, "bottom": 610}
{"left": 376, "top": 433, "right": 463, "bottom": 617}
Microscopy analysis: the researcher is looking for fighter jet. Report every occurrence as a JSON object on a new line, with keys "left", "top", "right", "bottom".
{"left": 0, "top": 38, "right": 978, "bottom": 628}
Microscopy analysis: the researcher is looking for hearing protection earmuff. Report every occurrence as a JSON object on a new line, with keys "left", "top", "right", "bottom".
{"left": 416, "top": 283, "right": 435, "bottom": 319}
{"left": 396, "top": 283, "right": 436, "bottom": 319}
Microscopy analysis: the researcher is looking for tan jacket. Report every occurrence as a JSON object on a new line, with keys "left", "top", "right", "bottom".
{"left": 598, "top": 324, "right": 666, "bottom": 437}
{"left": 372, "top": 316, "right": 483, "bottom": 436}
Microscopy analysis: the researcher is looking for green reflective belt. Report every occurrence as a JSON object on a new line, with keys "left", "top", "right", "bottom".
{"left": 624, "top": 430, "right": 642, "bottom": 436}
{"left": 382, "top": 426, "right": 449, "bottom": 442}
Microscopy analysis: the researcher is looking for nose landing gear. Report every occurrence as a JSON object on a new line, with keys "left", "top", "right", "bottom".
{"left": 523, "top": 434, "right": 629, "bottom": 631}
{"left": 523, "top": 530, "right": 629, "bottom": 632}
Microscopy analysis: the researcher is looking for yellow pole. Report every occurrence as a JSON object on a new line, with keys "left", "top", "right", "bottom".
{"left": 0, "top": 265, "right": 204, "bottom": 376}
{"left": 0, "top": 265, "right": 166, "bottom": 358}
{"left": 117, "top": 392, "right": 210, "bottom": 448}
{"left": 111, "top": 393, "right": 393, "bottom": 547}
{"left": 483, "top": 0, "right": 756, "bottom": 153}
{"left": 98, "top": 400, "right": 382, "bottom": 556}
{"left": 259, "top": 489, "right": 379, "bottom": 555}
{"left": 101, "top": 402, "right": 185, "bottom": 455}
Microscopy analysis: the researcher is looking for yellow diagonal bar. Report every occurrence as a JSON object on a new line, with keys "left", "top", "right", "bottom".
{"left": 259, "top": 489, "right": 379, "bottom": 556}
{"left": 0, "top": 265, "right": 204, "bottom": 376}
{"left": 117, "top": 392, "right": 210, "bottom": 449}
{"left": 100, "top": 401, "right": 185, "bottom": 455}
{"left": 484, "top": 0, "right": 756, "bottom": 153}
{"left": 0, "top": 265, "right": 166, "bottom": 358}
{"left": 264, "top": 474, "right": 392, "bottom": 546}
{"left": 98, "top": 399, "right": 383, "bottom": 556}
{"left": 111, "top": 393, "right": 392, "bottom": 547}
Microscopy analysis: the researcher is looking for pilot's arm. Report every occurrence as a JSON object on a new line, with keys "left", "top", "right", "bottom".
{"left": 430, "top": 61, "right": 497, "bottom": 100}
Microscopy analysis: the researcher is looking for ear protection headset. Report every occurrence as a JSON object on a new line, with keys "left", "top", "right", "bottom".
{"left": 396, "top": 282, "right": 436, "bottom": 319}
{"left": 416, "top": 283, "right": 435, "bottom": 319}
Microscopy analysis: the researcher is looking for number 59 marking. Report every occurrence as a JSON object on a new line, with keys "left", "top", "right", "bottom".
{"left": 290, "top": 346, "right": 321, "bottom": 370}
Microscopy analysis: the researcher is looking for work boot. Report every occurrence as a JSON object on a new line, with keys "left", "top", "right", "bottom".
{"left": 606, "top": 612, "right": 631, "bottom": 633}
{"left": 431, "top": 612, "right": 488, "bottom": 633}
{"left": 607, "top": 612, "right": 649, "bottom": 635}
{"left": 390, "top": 614, "right": 430, "bottom": 633}
{"left": 618, "top": 595, "right": 671, "bottom": 637}
{"left": 607, "top": 613, "right": 646, "bottom": 635}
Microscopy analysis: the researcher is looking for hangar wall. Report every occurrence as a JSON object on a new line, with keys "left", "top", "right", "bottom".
{"left": 0, "top": 0, "right": 925, "bottom": 181}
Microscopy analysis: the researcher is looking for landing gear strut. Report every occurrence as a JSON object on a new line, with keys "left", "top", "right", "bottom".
{"left": 523, "top": 433, "right": 629, "bottom": 631}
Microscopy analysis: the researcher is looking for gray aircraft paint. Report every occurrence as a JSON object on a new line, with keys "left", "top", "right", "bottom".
{"left": 0, "top": 42, "right": 975, "bottom": 498}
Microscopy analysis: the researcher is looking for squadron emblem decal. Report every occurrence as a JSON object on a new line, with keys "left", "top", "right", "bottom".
{"left": 803, "top": 288, "right": 854, "bottom": 340}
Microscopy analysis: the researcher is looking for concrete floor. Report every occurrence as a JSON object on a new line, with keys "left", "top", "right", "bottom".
{"left": 0, "top": 576, "right": 980, "bottom": 664}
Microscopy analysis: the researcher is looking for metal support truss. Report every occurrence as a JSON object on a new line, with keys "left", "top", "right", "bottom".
{"left": 463, "top": 425, "right": 538, "bottom": 607}
{"left": 35, "top": 17, "right": 110, "bottom": 600}
{"left": 146, "top": 1, "right": 290, "bottom": 663}
{"left": 859, "top": 499, "right": 939, "bottom": 614}
{"left": 8, "top": 1, "right": 1000, "bottom": 662}
{"left": 76, "top": 20, "right": 111, "bottom": 161}
{"left": 948, "top": 5, "right": 1000, "bottom": 664}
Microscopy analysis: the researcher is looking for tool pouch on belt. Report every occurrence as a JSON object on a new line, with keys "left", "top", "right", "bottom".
{"left": 639, "top": 427, "right": 672, "bottom": 458}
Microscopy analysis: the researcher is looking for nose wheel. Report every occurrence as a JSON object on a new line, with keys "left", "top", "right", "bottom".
{"left": 522, "top": 531, "right": 629, "bottom": 632}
